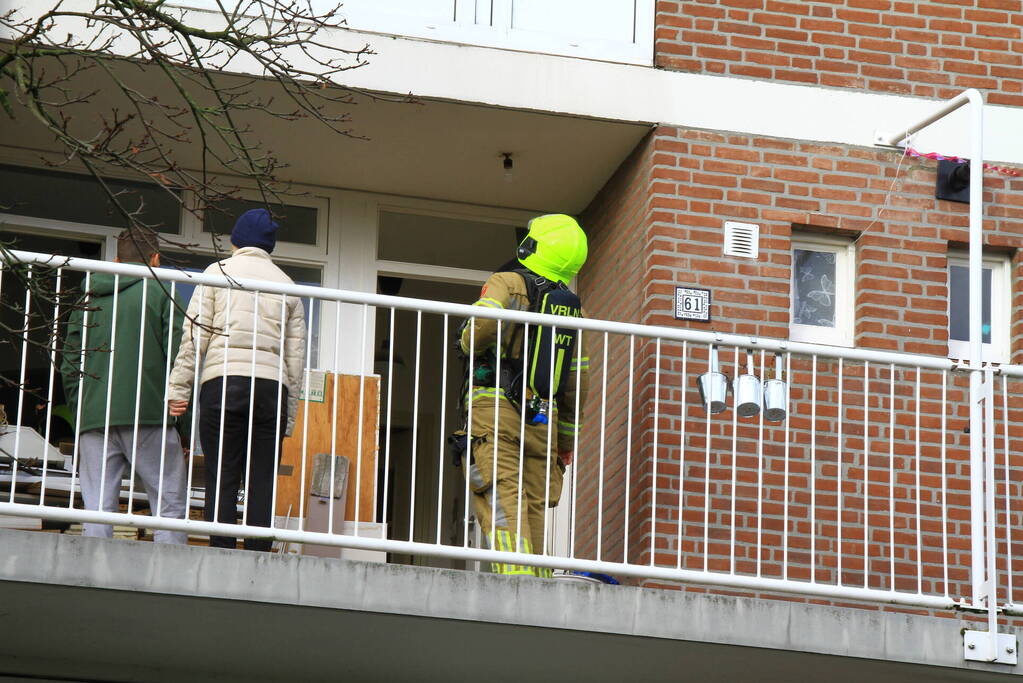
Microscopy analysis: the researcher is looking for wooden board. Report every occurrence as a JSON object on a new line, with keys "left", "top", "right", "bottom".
{"left": 275, "top": 373, "right": 379, "bottom": 523}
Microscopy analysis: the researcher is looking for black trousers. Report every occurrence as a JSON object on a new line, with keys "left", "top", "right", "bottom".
{"left": 199, "top": 376, "right": 288, "bottom": 551}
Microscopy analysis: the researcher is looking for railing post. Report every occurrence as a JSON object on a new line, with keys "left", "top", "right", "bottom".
{"left": 970, "top": 368, "right": 986, "bottom": 607}
{"left": 984, "top": 368, "right": 999, "bottom": 660}
{"left": 962, "top": 89, "right": 988, "bottom": 615}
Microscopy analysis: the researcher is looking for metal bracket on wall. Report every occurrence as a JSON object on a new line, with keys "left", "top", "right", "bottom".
{"left": 963, "top": 630, "right": 1018, "bottom": 665}
{"left": 872, "top": 129, "right": 904, "bottom": 149}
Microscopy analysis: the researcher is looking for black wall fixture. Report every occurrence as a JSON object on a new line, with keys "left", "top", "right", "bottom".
{"left": 936, "top": 159, "right": 971, "bottom": 203}
{"left": 378, "top": 276, "right": 404, "bottom": 296}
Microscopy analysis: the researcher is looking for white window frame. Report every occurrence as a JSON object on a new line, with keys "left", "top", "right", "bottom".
{"left": 374, "top": 198, "right": 533, "bottom": 287}
{"left": 0, "top": 154, "right": 337, "bottom": 368}
{"left": 367, "top": 197, "right": 587, "bottom": 557}
{"left": 0, "top": 214, "right": 119, "bottom": 258}
{"left": 789, "top": 234, "right": 855, "bottom": 348}
{"left": 0, "top": 150, "right": 187, "bottom": 241}
{"left": 178, "top": 186, "right": 336, "bottom": 372}
{"left": 184, "top": 188, "right": 330, "bottom": 259}
{"left": 947, "top": 252, "right": 1011, "bottom": 364}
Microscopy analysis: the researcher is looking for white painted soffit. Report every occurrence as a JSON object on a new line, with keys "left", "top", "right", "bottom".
{"left": 0, "top": 85, "right": 649, "bottom": 213}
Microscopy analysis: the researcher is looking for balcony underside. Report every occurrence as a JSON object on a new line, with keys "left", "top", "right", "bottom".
{"left": 0, "top": 530, "right": 1017, "bottom": 682}
{"left": 2, "top": 60, "right": 650, "bottom": 214}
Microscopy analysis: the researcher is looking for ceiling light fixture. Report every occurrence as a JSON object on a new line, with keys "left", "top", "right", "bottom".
{"left": 501, "top": 152, "right": 513, "bottom": 183}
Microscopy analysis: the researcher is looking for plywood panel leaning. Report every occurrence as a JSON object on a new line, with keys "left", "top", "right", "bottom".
{"left": 275, "top": 372, "right": 380, "bottom": 525}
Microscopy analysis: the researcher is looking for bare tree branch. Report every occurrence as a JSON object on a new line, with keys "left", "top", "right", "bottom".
{"left": 0, "top": 0, "right": 404, "bottom": 399}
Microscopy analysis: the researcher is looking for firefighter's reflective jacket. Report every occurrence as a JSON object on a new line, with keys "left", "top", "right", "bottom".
{"left": 459, "top": 269, "right": 590, "bottom": 453}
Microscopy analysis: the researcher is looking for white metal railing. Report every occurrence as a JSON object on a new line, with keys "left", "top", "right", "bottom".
{"left": 0, "top": 249, "right": 1017, "bottom": 615}
{"left": 993, "top": 365, "right": 1023, "bottom": 616}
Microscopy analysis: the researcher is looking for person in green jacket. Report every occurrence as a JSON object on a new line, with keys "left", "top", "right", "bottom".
{"left": 61, "top": 228, "right": 189, "bottom": 543}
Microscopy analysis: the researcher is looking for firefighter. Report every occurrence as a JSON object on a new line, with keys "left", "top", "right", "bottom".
{"left": 459, "top": 213, "right": 590, "bottom": 577}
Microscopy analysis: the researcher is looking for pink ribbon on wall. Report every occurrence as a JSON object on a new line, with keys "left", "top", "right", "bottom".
{"left": 905, "top": 146, "right": 1021, "bottom": 177}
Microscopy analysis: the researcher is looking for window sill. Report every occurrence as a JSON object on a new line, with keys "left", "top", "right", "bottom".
{"left": 789, "top": 326, "right": 854, "bottom": 349}
{"left": 948, "top": 342, "right": 1009, "bottom": 365}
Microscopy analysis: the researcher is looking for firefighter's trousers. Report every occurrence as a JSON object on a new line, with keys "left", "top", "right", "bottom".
{"left": 463, "top": 395, "right": 564, "bottom": 577}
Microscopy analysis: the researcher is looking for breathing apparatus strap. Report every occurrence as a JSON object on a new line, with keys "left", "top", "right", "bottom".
{"left": 458, "top": 268, "right": 582, "bottom": 416}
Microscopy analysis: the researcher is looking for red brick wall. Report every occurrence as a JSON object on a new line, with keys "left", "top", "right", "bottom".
{"left": 655, "top": 0, "right": 1023, "bottom": 106}
{"left": 643, "top": 126, "right": 1023, "bottom": 355}
{"left": 574, "top": 132, "right": 656, "bottom": 564}
{"left": 577, "top": 124, "right": 1023, "bottom": 603}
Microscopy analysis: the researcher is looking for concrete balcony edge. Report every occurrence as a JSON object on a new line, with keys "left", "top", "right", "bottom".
{"left": 0, "top": 529, "right": 1018, "bottom": 680}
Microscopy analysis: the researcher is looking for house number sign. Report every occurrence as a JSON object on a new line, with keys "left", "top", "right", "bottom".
{"left": 674, "top": 287, "right": 711, "bottom": 322}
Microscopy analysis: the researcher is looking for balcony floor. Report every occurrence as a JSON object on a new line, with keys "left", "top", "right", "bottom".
{"left": 0, "top": 529, "right": 1018, "bottom": 682}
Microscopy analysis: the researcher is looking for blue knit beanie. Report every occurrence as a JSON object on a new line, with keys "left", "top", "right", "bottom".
{"left": 231, "top": 208, "right": 279, "bottom": 253}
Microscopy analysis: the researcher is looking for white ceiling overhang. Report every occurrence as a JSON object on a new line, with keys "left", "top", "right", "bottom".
{"left": 0, "top": 55, "right": 651, "bottom": 214}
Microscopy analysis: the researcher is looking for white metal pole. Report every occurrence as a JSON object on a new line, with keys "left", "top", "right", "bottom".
{"left": 984, "top": 368, "right": 999, "bottom": 660}
{"left": 354, "top": 303, "right": 369, "bottom": 535}
{"left": 966, "top": 89, "right": 986, "bottom": 608}
{"left": 879, "top": 88, "right": 987, "bottom": 608}
{"left": 879, "top": 90, "right": 973, "bottom": 147}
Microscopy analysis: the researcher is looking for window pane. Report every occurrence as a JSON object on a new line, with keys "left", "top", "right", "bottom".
{"left": 378, "top": 211, "right": 520, "bottom": 272}
{"left": 0, "top": 230, "right": 103, "bottom": 260}
{"left": 203, "top": 199, "right": 318, "bottom": 245}
{"left": 792, "top": 249, "right": 837, "bottom": 327}
{"left": 0, "top": 164, "right": 181, "bottom": 234}
{"left": 948, "top": 265, "right": 992, "bottom": 344}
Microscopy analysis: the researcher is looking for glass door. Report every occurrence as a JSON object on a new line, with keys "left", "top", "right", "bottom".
{"left": 375, "top": 277, "right": 480, "bottom": 569}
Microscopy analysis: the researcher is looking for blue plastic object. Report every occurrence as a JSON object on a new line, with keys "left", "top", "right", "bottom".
{"left": 566, "top": 571, "right": 619, "bottom": 585}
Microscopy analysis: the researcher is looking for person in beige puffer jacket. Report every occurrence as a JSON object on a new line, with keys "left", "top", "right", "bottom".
{"left": 168, "top": 208, "right": 306, "bottom": 551}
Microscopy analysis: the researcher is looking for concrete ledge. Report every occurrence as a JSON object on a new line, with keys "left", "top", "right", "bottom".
{"left": 0, "top": 529, "right": 1017, "bottom": 682}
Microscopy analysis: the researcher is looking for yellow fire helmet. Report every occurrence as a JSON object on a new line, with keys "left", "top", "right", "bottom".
{"left": 516, "top": 214, "right": 588, "bottom": 284}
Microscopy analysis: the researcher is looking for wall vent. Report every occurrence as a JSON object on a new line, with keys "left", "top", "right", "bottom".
{"left": 723, "top": 221, "right": 760, "bottom": 259}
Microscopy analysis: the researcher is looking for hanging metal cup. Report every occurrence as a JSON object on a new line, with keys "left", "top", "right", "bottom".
{"left": 697, "top": 346, "right": 728, "bottom": 414}
{"left": 734, "top": 351, "right": 762, "bottom": 418}
{"left": 763, "top": 353, "right": 788, "bottom": 422}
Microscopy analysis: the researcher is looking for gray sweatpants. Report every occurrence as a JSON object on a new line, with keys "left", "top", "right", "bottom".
{"left": 78, "top": 425, "right": 188, "bottom": 544}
